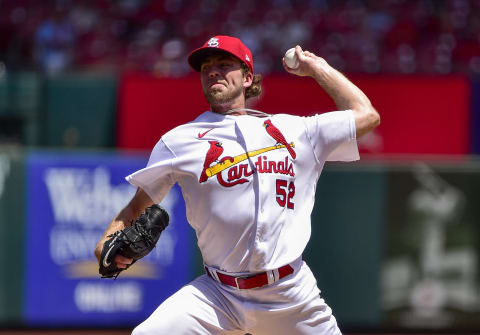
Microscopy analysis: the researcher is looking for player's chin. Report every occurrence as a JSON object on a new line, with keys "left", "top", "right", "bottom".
{"left": 205, "top": 90, "right": 228, "bottom": 104}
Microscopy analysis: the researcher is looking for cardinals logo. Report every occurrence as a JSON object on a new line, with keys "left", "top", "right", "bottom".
{"left": 263, "top": 120, "right": 296, "bottom": 159}
{"left": 198, "top": 122, "right": 296, "bottom": 187}
{"left": 199, "top": 141, "right": 224, "bottom": 183}
{"left": 199, "top": 140, "right": 253, "bottom": 187}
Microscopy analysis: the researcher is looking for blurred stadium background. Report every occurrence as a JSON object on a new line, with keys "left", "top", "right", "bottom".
{"left": 1, "top": 0, "right": 480, "bottom": 334}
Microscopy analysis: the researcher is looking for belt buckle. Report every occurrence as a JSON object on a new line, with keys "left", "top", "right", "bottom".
{"left": 234, "top": 274, "right": 250, "bottom": 289}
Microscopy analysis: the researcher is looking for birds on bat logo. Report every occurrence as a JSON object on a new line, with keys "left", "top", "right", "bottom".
{"left": 198, "top": 120, "right": 296, "bottom": 187}
{"left": 199, "top": 141, "right": 224, "bottom": 183}
{"left": 198, "top": 140, "right": 253, "bottom": 187}
{"left": 263, "top": 120, "right": 296, "bottom": 159}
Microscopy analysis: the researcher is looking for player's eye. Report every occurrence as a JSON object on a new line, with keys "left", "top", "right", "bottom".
{"left": 218, "top": 61, "right": 234, "bottom": 69}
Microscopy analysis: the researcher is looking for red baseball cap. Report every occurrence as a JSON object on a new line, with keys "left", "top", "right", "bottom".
{"left": 188, "top": 35, "right": 254, "bottom": 73}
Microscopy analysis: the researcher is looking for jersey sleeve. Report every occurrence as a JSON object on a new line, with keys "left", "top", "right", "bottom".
{"left": 125, "top": 138, "right": 176, "bottom": 204}
{"left": 303, "top": 110, "right": 360, "bottom": 162}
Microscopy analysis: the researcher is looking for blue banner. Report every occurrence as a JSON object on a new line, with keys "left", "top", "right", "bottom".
{"left": 24, "top": 151, "right": 193, "bottom": 326}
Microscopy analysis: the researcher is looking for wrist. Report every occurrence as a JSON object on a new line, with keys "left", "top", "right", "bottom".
{"left": 94, "top": 243, "right": 102, "bottom": 261}
{"left": 312, "top": 63, "right": 332, "bottom": 86}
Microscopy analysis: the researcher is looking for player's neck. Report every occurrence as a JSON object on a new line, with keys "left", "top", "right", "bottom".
{"left": 211, "top": 101, "right": 247, "bottom": 115}
{"left": 211, "top": 106, "right": 247, "bottom": 115}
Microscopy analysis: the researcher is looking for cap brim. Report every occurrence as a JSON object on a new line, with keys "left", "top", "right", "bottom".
{"left": 187, "top": 47, "right": 244, "bottom": 72}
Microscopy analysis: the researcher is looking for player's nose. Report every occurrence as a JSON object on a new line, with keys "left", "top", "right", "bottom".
{"left": 207, "top": 65, "right": 221, "bottom": 78}
{"left": 208, "top": 70, "right": 219, "bottom": 78}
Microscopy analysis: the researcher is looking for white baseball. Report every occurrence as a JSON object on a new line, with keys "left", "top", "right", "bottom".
{"left": 284, "top": 48, "right": 302, "bottom": 69}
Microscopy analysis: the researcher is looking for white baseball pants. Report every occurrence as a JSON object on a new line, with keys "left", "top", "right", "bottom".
{"left": 132, "top": 259, "right": 342, "bottom": 335}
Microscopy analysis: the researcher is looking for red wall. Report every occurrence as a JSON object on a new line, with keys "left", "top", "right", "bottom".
{"left": 117, "top": 73, "right": 209, "bottom": 150}
{"left": 118, "top": 73, "right": 470, "bottom": 155}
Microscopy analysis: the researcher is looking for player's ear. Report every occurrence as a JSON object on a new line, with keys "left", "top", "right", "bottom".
{"left": 243, "top": 70, "right": 253, "bottom": 88}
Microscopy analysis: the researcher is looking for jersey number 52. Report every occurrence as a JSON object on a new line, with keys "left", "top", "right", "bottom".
{"left": 276, "top": 179, "right": 295, "bottom": 209}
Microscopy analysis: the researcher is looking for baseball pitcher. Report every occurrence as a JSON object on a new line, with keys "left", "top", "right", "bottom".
{"left": 95, "top": 35, "right": 380, "bottom": 335}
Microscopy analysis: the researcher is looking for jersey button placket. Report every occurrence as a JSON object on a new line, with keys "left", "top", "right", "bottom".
{"left": 259, "top": 177, "right": 265, "bottom": 213}
{"left": 256, "top": 224, "right": 265, "bottom": 242}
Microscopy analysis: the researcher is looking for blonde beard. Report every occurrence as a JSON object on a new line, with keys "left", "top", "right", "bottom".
{"left": 204, "top": 85, "right": 243, "bottom": 106}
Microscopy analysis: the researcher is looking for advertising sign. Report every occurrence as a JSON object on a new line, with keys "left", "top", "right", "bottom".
{"left": 118, "top": 75, "right": 470, "bottom": 155}
{"left": 472, "top": 78, "right": 480, "bottom": 155}
{"left": 24, "top": 151, "right": 193, "bottom": 326}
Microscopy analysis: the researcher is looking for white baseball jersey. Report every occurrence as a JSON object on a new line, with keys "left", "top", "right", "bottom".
{"left": 126, "top": 110, "right": 358, "bottom": 273}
